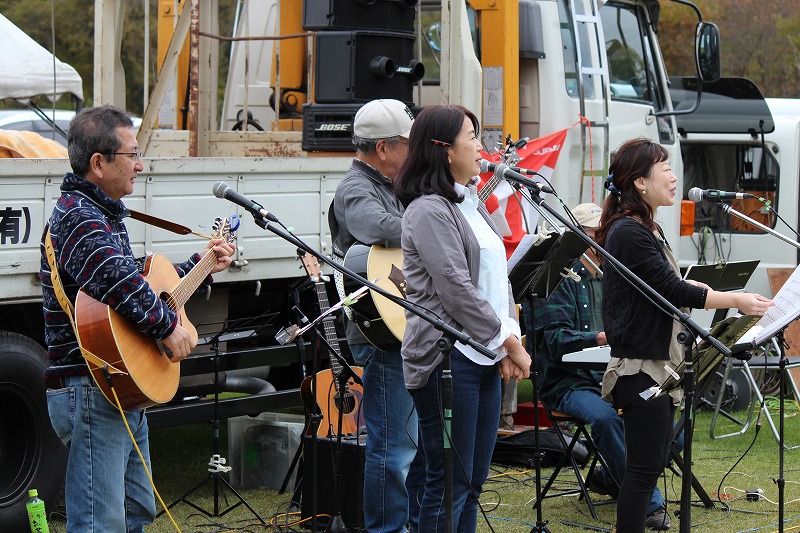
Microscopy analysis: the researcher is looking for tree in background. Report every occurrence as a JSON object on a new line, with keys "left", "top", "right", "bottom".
{"left": 659, "top": 0, "right": 800, "bottom": 98}
{"left": 0, "top": 0, "right": 236, "bottom": 116}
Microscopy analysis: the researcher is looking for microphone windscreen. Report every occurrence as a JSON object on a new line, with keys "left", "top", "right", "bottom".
{"left": 687, "top": 187, "right": 703, "bottom": 202}
{"left": 479, "top": 159, "right": 495, "bottom": 173}
{"left": 212, "top": 181, "right": 229, "bottom": 198}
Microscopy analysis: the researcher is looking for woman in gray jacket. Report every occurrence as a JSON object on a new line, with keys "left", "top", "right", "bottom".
{"left": 394, "top": 105, "right": 531, "bottom": 532}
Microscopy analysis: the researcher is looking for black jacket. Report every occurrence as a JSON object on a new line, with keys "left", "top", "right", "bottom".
{"left": 602, "top": 218, "right": 706, "bottom": 360}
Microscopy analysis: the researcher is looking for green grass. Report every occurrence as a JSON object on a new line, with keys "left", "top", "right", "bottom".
{"left": 46, "top": 397, "right": 800, "bottom": 532}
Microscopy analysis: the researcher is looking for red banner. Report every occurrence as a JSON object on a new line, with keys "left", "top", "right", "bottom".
{"left": 478, "top": 128, "right": 568, "bottom": 258}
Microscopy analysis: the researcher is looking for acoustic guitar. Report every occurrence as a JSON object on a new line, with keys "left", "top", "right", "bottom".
{"left": 74, "top": 215, "right": 237, "bottom": 411}
{"left": 297, "top": 252, "right": 365, "bottom": 437}
{"left": 342, "top": 166, "right": 507, "bottom": 346}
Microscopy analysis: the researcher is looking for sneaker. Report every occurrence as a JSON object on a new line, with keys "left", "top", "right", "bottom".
{"left": 645, "top": 506, "right": 671, "bottom": 530}
{"left": 585, "top": 466, "right": 618, "bottom": 497}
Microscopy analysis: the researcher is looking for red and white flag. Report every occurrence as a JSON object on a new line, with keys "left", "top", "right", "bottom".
{"left": 478, "top": 127, "right": 568, "bottom": 258}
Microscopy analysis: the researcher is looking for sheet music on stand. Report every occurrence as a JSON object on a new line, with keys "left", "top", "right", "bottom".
{"left": 642, "top": 314, "right": 761, "bottom": 400}
{"left": 733, "top": 262, "right": 800, "bottom": 352}
{"left": 507, "top": 230, "right": 588, "bottom": 303}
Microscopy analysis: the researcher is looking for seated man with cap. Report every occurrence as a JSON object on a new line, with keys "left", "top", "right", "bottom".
{"left": 525, "top": 202, "right": 671, "bottom": 530}
{"left": 330, "top": 99, "right": 422, "bottom": 533}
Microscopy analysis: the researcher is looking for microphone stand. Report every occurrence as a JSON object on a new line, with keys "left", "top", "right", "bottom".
{"left": 716, "top": 202, "right": 800, "bottom": 533}
{"left": 240, "top": 209, "right": 496, "bottom": 533}
{"left": 504, "top": 172, "right": 731, "bottom": 533}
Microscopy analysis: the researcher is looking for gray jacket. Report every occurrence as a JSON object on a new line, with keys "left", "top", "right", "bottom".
{"left": 400, "top": 193, "right": 517, "bottom": 389}
{"left": 331, "top": 159, "right": 404, "bottom": 345}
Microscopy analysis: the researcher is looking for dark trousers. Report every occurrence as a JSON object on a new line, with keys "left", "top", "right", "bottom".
{"left": 612, "top": 372, "right": 675, "bottom": 533}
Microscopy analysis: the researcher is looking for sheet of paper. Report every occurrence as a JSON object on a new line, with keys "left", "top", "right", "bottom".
{"left": 751, "top": 263, "right": 800, "bottom": 345}
{"left": 507, "top": 232, "right": 543, "bottom": 273}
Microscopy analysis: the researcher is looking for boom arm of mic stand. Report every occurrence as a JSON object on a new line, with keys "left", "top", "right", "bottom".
{"left": 718, "top": 203, "right": 800, "bottom": 250}
{"left": 513, "top": 182, "right": 731, "bottom": 357}
{"left": 249, "top": 215, "right": 497, "bottom": 361}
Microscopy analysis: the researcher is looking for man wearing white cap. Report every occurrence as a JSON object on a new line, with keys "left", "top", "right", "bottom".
{"left": 527, "top": 203, "right": 670, "bottom": 529}
{"left": 330, "top": 99, "right": 421, "bottom": 532}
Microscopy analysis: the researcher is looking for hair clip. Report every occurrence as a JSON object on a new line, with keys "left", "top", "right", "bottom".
{"left": 604, "top": 172, "right": 621, "bottom": 196}
{"left": 430, "top": 139, "right": 451, "bottom": 147}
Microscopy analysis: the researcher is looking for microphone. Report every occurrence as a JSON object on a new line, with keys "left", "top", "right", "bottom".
{"left": 480, "top": 160, "right": 555, "bottom": 194}
{"left": 687, "top": 187, "right": 757, "bottom": 202}
{"left": 480, "top": 159, "right": 541, "bottom": 176}
{"left": 212, "top": 181, "right": 279, "bottom": 222}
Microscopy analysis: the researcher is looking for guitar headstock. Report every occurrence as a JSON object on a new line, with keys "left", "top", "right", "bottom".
{"left": 212, "top": 215, "right": 239, "bottom": 244}
{"left": 299, "top": 251, "right": 324, "bottom": 283}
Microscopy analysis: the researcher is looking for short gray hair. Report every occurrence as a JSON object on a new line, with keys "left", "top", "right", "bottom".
{"left": 68, "top": 105, "right": 135, "bottom": 177}
{"left": 352, "top": 134, "right": 404, "bottom": 155}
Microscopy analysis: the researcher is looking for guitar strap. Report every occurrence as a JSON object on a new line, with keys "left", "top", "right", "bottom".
{"left": 44, "top": 229, "right": 127, "bottom": 378}
{"left": 328, "top": 199, "right": 353, "bottom": 320}
{"left": 128, "top": 209, "right": 213, "bottom": 239}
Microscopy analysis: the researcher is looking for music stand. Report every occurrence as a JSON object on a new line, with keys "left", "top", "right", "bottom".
{"left": 510, "top": 230, "right": 585, "bottom": 533}
{"left": 509, "top": 231, "right": 590, "bottom": 301}
{"left": 159, "top": 318, "right": 266, "bottom": 524}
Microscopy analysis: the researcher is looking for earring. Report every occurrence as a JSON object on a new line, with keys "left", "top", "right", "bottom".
{"left": 642, "top": 188, "right": 647, "bottom": 194}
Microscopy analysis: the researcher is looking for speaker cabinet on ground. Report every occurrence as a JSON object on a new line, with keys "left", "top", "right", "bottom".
{"left": 303, "top": 0, "right": 416, "bottom": 33}
{"left": 314, "top": 31, "right": 423, "bottom": 105}
{"left": 300, "top": 435, "right": 365, "bottom": 529}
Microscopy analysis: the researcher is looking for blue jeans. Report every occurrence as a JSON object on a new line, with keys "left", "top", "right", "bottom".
{"left": 557, "top": 388, "right": 664, "bottom": 515}
{"left": 351, "top": 343, "right": 419, "bottom": 533}
{"left": 410, "top": 349, "right": 501, "bottom": 533}
{"left": 46, "top": 375, "right": 156, "bottom": 532}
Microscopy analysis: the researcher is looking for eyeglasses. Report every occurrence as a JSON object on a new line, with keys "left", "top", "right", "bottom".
{"left": 104, "top": 149, "right": 143, "bottom": 162}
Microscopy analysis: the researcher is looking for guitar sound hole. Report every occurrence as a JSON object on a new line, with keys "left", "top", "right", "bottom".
{"left": 334, "top": 391, "right": 356, "bottom": 414}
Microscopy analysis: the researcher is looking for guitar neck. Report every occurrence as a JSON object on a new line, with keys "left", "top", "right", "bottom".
{"left": 313, "top": 281, "right": 345, "bottom": 377}
{"left": 168, "top": 249, "right": 219, "bottom": 310}
{"left": 478, "top": 171, "right": 501, "bottom": 204}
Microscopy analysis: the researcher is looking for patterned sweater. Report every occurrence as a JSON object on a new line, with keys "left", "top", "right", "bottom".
{"left": 40, "top": 173, "right": 203, "bottom": 380}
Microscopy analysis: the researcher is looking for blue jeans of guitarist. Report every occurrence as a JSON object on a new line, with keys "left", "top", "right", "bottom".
{"left": 46, "top": 374, "right": 156, "bottom": 532}
{"left": 351, "top": 342, "right": 420, "bottom": 533}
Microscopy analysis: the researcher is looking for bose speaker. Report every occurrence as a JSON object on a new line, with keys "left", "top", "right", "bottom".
{"left": 301, "top": 103, "right": 361, "bottom": 152}
{"left": 314, "top": 31, "right": 424, "bottom": 104}
{"left": 303, "top": 0, "right": 417, "bottom": 34}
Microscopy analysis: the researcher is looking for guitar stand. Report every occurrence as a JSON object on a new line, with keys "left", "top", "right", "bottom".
{"left": 312, "top": 322, "right": 362, "bottom": 533}
{"left": 158, "top": 327, "right": 265, "bottom": 525}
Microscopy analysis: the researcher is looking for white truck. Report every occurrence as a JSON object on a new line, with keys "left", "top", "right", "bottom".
{"left": 2, "top": 0, "right": 766, "bottom": 527}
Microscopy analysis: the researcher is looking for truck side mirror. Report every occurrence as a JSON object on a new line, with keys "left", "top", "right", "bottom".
{"left": 695, "top": 22, "right": 721, "bottom": 83}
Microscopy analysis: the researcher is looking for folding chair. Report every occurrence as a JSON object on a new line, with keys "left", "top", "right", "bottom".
{"left": 709, "top": 340, "right": 800, "bottom": 449}
{"left": 535, "top": 406, "right": 619, "bottom": 519}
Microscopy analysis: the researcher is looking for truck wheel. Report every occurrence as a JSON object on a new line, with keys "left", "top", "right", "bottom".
{"left": 0, "top": 331, "right": 67, "bottom": 529}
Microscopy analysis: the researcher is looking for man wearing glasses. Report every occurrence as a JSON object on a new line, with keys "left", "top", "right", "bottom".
{"left": 39, "top": 105, "right": 235, "bottom": 532}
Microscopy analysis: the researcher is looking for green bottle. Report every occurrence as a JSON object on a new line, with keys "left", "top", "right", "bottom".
{"left": 26, "top": 489, "right": 50, "bottom": 533}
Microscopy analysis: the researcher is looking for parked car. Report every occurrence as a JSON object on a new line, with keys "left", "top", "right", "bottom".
{"left": 0, "top": 109, "right": 142, "bottom": 147}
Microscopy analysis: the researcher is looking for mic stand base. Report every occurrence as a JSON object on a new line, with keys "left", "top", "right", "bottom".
{"left": 326, "top": 514, "right": 348, "bottom": 533}
{"left": 526, "top": 292, "right": 552, "bottom": 533}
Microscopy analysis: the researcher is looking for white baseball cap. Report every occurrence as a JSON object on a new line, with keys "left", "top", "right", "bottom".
{"left": 571, "top": 203, "right": 603, "bottom": 229}
{"left": 353, "top": 99, "right": 414, "bottom": 140}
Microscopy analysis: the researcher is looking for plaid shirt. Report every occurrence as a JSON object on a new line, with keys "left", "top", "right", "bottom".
{"left": 525, "top": 260, "right": 603, "bottom": 409}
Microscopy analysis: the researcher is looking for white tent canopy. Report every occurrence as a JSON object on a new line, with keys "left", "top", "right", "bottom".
{"left": 0, "top": 13, "right": 84, "bottom": 103}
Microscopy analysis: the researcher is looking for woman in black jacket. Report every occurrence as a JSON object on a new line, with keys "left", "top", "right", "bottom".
{"left": 596, "top": 137, "right": 772, "bottom": 532}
